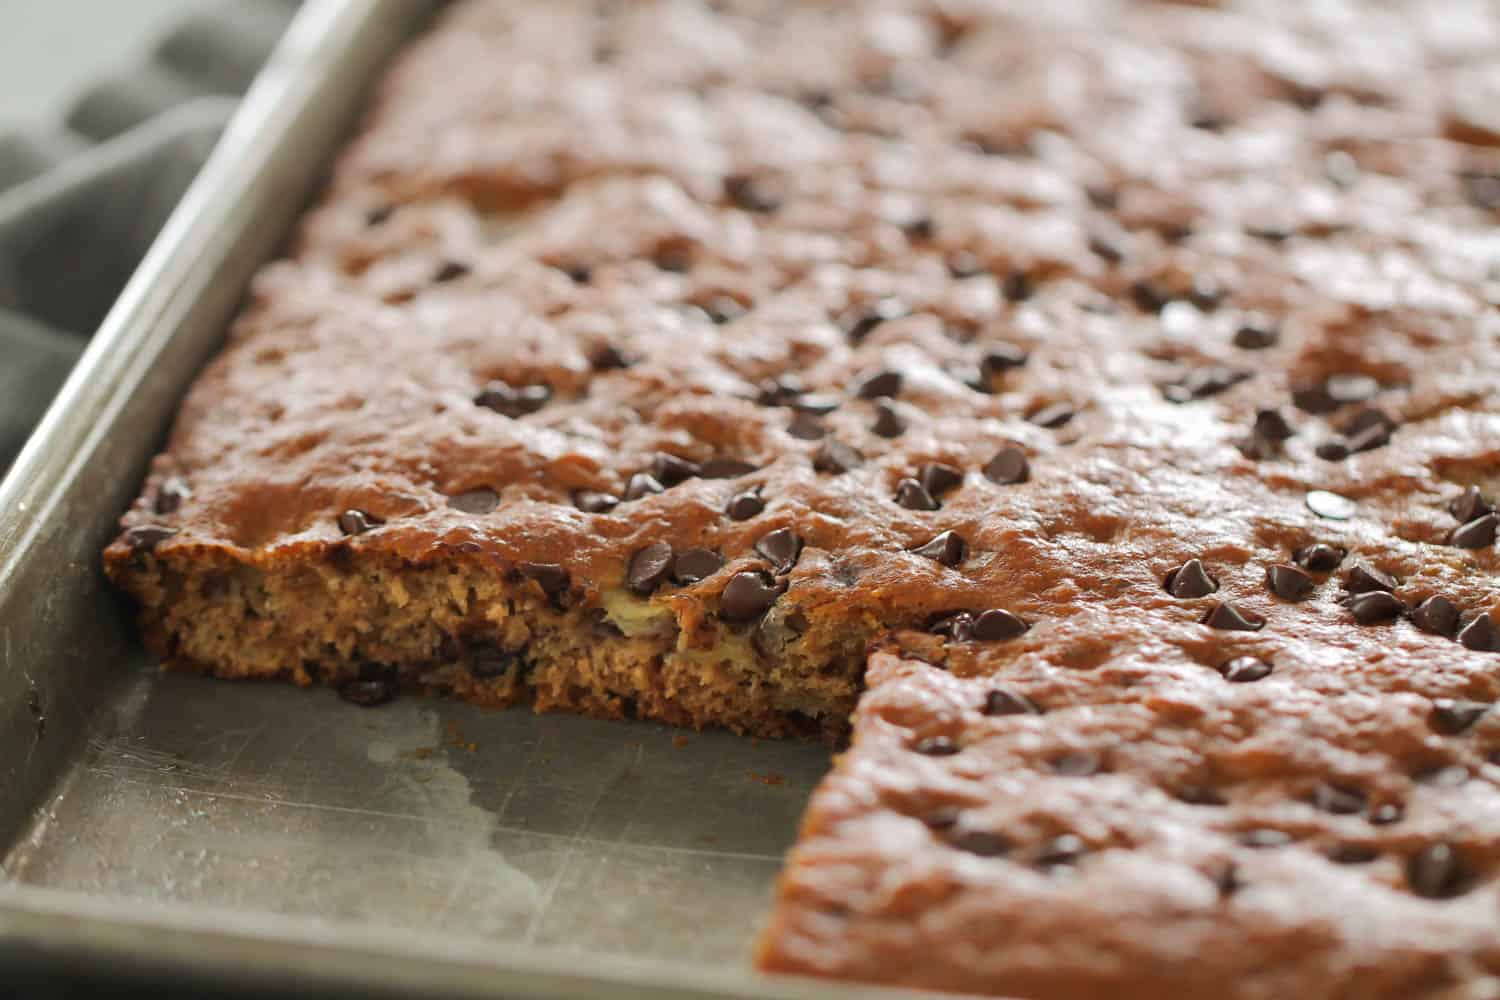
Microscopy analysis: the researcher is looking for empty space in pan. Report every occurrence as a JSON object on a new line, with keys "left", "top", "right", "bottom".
{"left": 2, "top": 661, "right": 827, "bottom": 963}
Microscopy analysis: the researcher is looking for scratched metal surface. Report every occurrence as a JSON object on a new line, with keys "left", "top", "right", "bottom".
{"left": 4, "top": 662, "right": 827, "bottom": 963}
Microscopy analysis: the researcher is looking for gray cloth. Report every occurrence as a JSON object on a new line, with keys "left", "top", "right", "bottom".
{"left": 0, "top": 0, "right": 297, "bottom": 472}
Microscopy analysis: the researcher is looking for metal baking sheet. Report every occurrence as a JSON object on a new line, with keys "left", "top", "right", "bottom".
{"left": 0, "top": 3, "right": 932, "bottom": 998}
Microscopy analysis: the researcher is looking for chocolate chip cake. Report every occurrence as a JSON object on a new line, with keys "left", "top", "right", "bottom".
{"left": 104, "top": 0, "right": 1500, "bottom": 995}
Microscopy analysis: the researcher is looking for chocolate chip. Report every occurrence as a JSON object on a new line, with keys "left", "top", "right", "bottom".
{"left": 950, "top": 829, "right": 1011, "bottom": 857}
{"left": 913, "top": 736, "right": 960, "bottom": 756}
{"left": 1291, "top": 383, "right": 1338, "bottom": 414}
{"left": 755, "top": 527, "right": 803, "bottom": 574}
{"left": 1345, "top": 563, "right": 1397, "bottom": 594}
{"left": 338, "top": 675, "right": 399, "bottom": 707}
{"left": 856, "top": 370, "right": 903, "bottom": 399}
{"left": 894, "top": 478, "right": 939, "bottom": 511}
{"left": 1412, "top": 596, "right": 1461, "bottom": 637}
{"left": 1458, "top": 612, "right": 1500, "bottom": 652}
{"left": 518, "top": 562, "right": 569, "bottom": 601}
{"left": 1241, "top": 828, "right": 1292, "bottom": 849}
{"left": 1347, "top": 422, "right": 1391, "bottom": 453}
{"left": 154, "top": 477, "right": 190, "bottom": 515}
{"left": 1165, "top": 558, "right": 1218, "bottom": 598}
{"left": 1128, "top": 277, "right": 1170, "bottom": 313}
{"left": 1328, "top": 844, "right": 1379, "bottom": 865}
{"left": 653, "top": 242, "right": 694, "bottom": 272}
{"left": 972, "top": 609, "right": 1028, "bottom": 640}
{"left": 627, "top": 542, "right": 674, "bottom": 595}
{"left": 1187, "top": 275, "right": 1223, "bottom": 309}
{"left": 1189, "top": 100, "right": 1226, "bottom": 130}
{"left": 1449, "top": 486, "right": 1493, "bottom": 524}
{"left": 1085, "top": 185, "right": 1118, "bottom": 210}
{"left": 1233, "top": 317, "right": 1280, "bottom": 350}
{"left": 365, "top": 204, "right": 394, "bottom": 226}
{"left": 1215, "top": 862, "right": 1242, "bottom": 897}
{"left": 448, "top": 488, "right": 499, "bottom": 514}
{"left": 1346, "top": 591, "right": 1406, "bottom": 624}
{"left": 433, "top": 260, "right": 470, "bottom": 283}
{"left": 920, "top": 808, "right": 960, "bottom": 833}
{"left": 1036, "top": 833, "right": 1086, "bottom": 868}
{"left": 1293, "top": 543, "right": 1346, "bottom": 572}
{"left": 753, "top": 604, "right": 805, "bottom": 658}
{"left": 919, "top": 462, "right": 963, "bottom": 496}
{"left": 1449, "top": 513, "right": 1498, "bottom": 549}
{"left": 1002, "top": 270, "right": 1034, "bottom": 302}
{"left": 787, "top": 411, "right": 828, "bottom": 440}
{"left": 840, "top": 298, "right": 907, "bottom": 343}
{"left": 1343, "top": 406, "right": 1395, "bottom": 437}
{"left": 1253, "top": 409, "right": 1295, "bottom": 442}
{"left": 1237, "top": 434, "right": 1281, "bottom": 461}
{"left": 1463, "top": 172, "right": 1500, "bottom": 212}
{"left": 982, "top": 446, "right": 1029, "bottom": 485}
{"left": 725, "top": 490, "right": 765, "bottom": 520}
{"left": 901, "top": 214, "right": 936, "bottom": 241}
{"left": 799, "top": 87, "right": 833, "bottom": 111}
{"left": 1202, "top": 602, "right": 1265, "bottom": 631}
{"left": 700, "top": 457, "right": 757, "bottom": 479}
{"left": 1087, "top": 228, "right": 1126, "bottom": 263}
{"left": 1174, "top": 785, "right": 1226, "bottom": 806}
{"left": 813, "top": 439, "right": 862, "bottom": 474}
{"left": 590, "top": 344, "right": 632, "bottom": 371}
{"left": 756, "top": 374, "right": 804, "bottom": 405}
{"left": 702, "top": 295, "right": 747, "bottom": 324}
{"left": 931, "top": 612, "right": 975, "bottom": 641}
{"left": 724, "top": 172, "right": 781, "bottom": 213}
{"left": 981, "top": 344, "right": 1029, "bottom": 374}
{"left": 560, "top": 262, "right": 592, "bottom": 284}
{"left": 1028, "top": 402, "right": 1075, "bottom": 428}
{"left": 1370, "top": 802, "right": 1404, "bottom": 825}
{"left": 1325, "top": 373, "right": 1379, "bottom": 404}
{"left": 872, "top": 402, "right": 907, "bottom": 438}
{"left": 624, "top": 472, "right": 665, "bottom": 501}
{"left": 1164, "top": 368, "right": 1252, "bottom": 403}
{"left": 1305, "top": 489, "right": 1356, "bottom": 520}
{"left": 912, "top": 530, "right": 967, "bottom": 567}
{"left": 671, "top": 548, "right": 724, "bottom": 585}
{"left": 983, "top": 687, "right": 1040, "bottom": 716}
{"left": 1219, "top": 656, "right": 1272, "bottom": 682}
{"left": 1265, "top": 564, "right": 1314, "bottom": 602}
{"left": 1313, "top": 783, "right": 1366, "bottom": 815}
{"left": 123, "top": 525, "right": 176, "bottom": 553}
{"left": 949, "top": 363, "right": 991, "bottom": 394}
{"left": 337, "top": 509, "right": 382, "bottom": 536}
{"left": 650, "top": 454, "right": 701, "bottom": 487}
{"left": 1408, "top": 843, "right": 1468, "bottom": 899}
{"left": 475, "top": 381, "right": 551, "bottom": 417}
{"left": 1246, "top": 222, "right": 1292, "bottom": 243}
{"left": 573, "top": 491, "right": 621, "bottom": 515}
{"left": 1315, "top": 439, "right": 1351, "bottom": 461}
{"left": 1051, "top": 750, "right": 1101, "bottom": 776}
{"left": 468, "top": 642, "right": 519, "bottom": 679}
{"left": 720, "top": 570, "right": 781, "bottom": 621}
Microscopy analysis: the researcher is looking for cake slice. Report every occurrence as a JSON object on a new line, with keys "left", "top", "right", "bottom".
{"left": 104, "top": 0, "right": 1500, "bottom": 995}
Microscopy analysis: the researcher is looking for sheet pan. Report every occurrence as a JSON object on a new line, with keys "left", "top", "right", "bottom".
{"left": 0, "top": 3, "right": 933, "bottom": 997}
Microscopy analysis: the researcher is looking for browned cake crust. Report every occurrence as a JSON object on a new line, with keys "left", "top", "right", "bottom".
{"left": 105, "top": 0, "right": 1500, "bottom": 996}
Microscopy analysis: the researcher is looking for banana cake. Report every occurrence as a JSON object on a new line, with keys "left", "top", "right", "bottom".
{"left": 105, "top": 0, "right": 1500, "bottom": 996}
